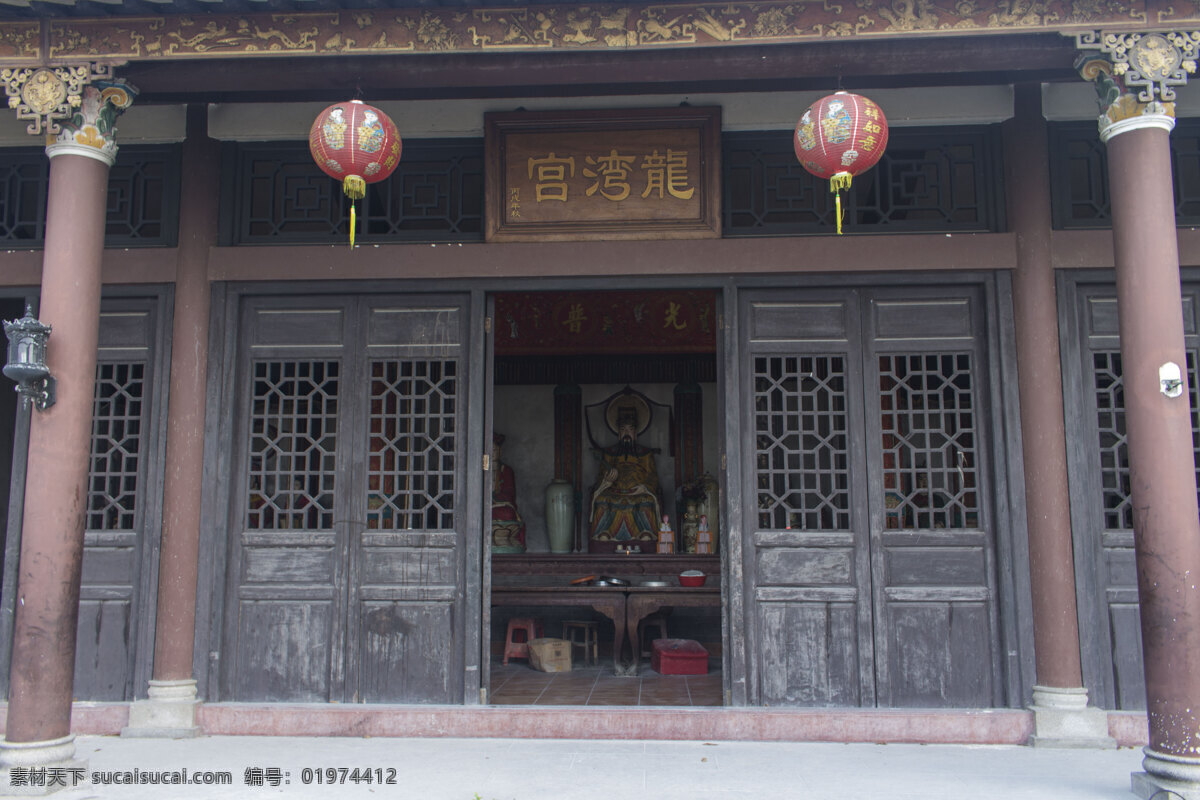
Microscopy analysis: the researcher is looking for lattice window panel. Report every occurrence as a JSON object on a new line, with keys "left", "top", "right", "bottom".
{"left": 231, "top": 140, "right": 484, "bottom": 245}
{"left": 879, "top": 354, "right": 979, "bottom": 530}
{"left": 753, "top": 355, "right": 851, "bottom": 531}
{"left": 106, "top": 147, "right": 178, "bottom": 244}
{"left": 0, "top": 145, "right": 178, "bottom": 248}
{"left": 0, "top": 148, "right": 47, "bottom": 244}
{"left": 367, "top": 359, "right": 458, "bottom": 530}
{"left": 364, "top": 145, "right": 484, "bottom": 237}
{"left": 856, "top": 136, "right": 989, "bottom": 229}
{"left": 87, "top": 362, "right": 146, "bottom": 531}
{"left": 722, "top": 128, "right": 1000, "bottom": 236}
{"left": 246, "top": 361, "right": 339, "bottom": 530}
{"left": 1092, "top": 350, "right": 1200, "bottom": 530}
{"left": 723, "top": 134, "right": 832, "bottom": 234}
{"left": 1049, "top": 120, "right": 1200, "bottom": 229}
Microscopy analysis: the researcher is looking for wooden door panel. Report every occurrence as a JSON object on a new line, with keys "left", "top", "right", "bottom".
{"left": 865, "top": 290, "right": 999, "bottom": 708}
{"left": 882, "top": 540, "right": 989, "bottom": 587}
{"left": 755, "top": 539, "right": 855, "bottom": 586}
{"left": 883, "top": 601, "right": 993, "bottom": 708}
{"left": 75, "top": 300, "right": 163, "bottom": 701}
{"left": 1067, "top": 284, "right": 1159, "bottom": 710}
{"left": 357, "top": 601, "right": 455, "bottom": 703}
{"left": 742, "top": 286, "right": 1002, "bottom": 708}
{"left": 367, "top": 305, "right": 462, "bottom": 350}
{"left": 241, "top": 536, "right": 338, "bottom": 582}
{"left": 1107, "top": 599, "right": 1145, "bottom": 710}
{"left": 350, "top": 297, "right": 466, "bottom": 703}
{"left": 250, "top": 307, "right": 345, "bottom": 348}
{"left": 225, "top": 294, "right": 469, "bottom": 703}
{"left": 224, "top": 297, "right": 351, "bottom": 702}
{"left": 1064, "top": 282, "right": 1200, "bottom": 710}
{"left": 741, "top": 290, "right": 875, "bottom": 707}
{"left": 74, "top": 596, "right": 133, "bottom": 700}
{"left": 234, "top": 597, "right": 335, "bottom": 701}
{"left": 757, "top": 599, "right": 860, "bottom": 706}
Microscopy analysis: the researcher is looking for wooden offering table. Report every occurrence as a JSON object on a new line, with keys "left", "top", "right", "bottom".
{"left": 492, "top": 554, "right": 721, "bottom": 675}
{"left": 624, "top": 585, "right": 720, "bottom": 675}
{"left": 490, "top": 584, "right": 629, "bottom": 674}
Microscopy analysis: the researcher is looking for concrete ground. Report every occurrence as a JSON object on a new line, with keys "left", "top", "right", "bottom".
{"left": 5, "top": 734, "right": 1148, "bottom": 800}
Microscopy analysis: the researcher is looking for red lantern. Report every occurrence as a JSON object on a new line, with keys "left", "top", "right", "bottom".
{"left": 309, "top": 99, "right": 402, "bottom": 247}
{"left": 794, "top": 92, "right": 888, "bottom": 234}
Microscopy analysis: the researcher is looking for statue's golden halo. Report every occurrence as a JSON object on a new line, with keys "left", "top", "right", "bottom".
{"left": 605, "top": 393, "right": 652, "bottom": 437}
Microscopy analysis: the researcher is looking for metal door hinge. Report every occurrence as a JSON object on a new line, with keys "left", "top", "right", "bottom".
{"left": 483, "top": 453, "right": 490, "bottom": 471}
{"left": 718, "top": 313, "right": 725, "bottom": 330}
{"left": 721, "top": 452, "right": 727, "bottom": 470}
{"left": 485, "top": 316, "right": 492, "bottom": 334}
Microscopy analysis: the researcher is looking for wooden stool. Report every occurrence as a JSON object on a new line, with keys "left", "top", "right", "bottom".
{"left": 502, "top": 617, "right": 544, "bottom": 665}
{"left": 639, "top": 612, "right": 669, "bottom": 658}
{"left": 562, "top": 620, "right": 599, "bottom": 667}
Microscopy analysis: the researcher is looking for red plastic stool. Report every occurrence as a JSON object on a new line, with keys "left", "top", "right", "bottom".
{"left": 502, "top": 617, "right": 544, "bottom": 665}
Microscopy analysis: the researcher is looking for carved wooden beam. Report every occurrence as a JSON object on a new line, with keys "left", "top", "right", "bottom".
{"left": 0, "top": 1, "right": 1197, "bottom": 66}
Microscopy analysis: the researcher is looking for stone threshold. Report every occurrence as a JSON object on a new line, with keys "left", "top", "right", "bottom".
{"left": 0, "top": 704, "right": 1150, "bottom": 747}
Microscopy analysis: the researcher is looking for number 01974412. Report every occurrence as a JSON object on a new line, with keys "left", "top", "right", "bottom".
{"left": 300, "top": 767, "right": 398, "bottom": 784}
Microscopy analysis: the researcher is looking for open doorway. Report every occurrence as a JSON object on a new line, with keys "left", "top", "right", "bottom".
{"left": 486, "top": 288, "right": 724, "bottom": 706}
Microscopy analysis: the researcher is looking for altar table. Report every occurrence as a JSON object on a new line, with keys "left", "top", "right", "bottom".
{"left": 491, "top": 583, "right": 720, "bottom": 675}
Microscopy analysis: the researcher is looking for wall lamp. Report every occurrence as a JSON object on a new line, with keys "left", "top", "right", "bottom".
{"left": 3, "top": 305, "right": 55, "bottom": 411}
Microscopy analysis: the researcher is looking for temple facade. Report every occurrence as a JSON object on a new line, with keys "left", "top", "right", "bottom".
{"left": 2, "top": 3, "right": 1200, "bottom": 797}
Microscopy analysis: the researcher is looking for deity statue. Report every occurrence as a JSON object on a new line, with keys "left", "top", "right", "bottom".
{"left": 588, "top": 399, "right": 662, "bottom": 553}
{"left": 490, "top": 433, "right": 526, "bottom": 553}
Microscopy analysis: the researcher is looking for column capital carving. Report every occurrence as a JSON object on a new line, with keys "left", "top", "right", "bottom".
{"left": 44, "top": 78, "right": 137, "bottom": 166}
{"left": 1073, "top": 32, "right": 1192, "bottom": 141}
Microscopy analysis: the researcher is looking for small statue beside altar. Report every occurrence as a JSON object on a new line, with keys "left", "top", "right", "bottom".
{"left": 490, "top": 433, "right": 526, "bottom": 553}
{"left": 696, "top": 514, "right": 713, "bottom": 555}
{"left": 656, "top": 514, "right": 675, "bottom": 554}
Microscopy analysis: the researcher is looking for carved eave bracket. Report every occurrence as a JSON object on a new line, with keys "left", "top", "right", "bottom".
{"left": 1074, "top": 31, "right": 1191, "bottom": 141}
{"left": 1, "top": 62, "right": 124, "bottom": 138}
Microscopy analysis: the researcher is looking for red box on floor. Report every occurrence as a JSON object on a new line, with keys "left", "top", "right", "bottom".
{"left": 651, "top": 639, "right": 709, "bottom": 675}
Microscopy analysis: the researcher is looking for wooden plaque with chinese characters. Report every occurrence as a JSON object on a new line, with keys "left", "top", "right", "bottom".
{"left": 485, "top": 107, "right": 721, "bottom": 242}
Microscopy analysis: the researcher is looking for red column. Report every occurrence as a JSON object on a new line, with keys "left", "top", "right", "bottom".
{"left": 152, "top": 104, "right": 217, "bottom": 684}
{"left": 1105, "top": 119, "right": 1200, "bottom": 770}
{"left": 4, "top": 150, "right": 110, "bottom": 746}
{"left": 1003, "top": 84, "right": 1087, "bottom": 695}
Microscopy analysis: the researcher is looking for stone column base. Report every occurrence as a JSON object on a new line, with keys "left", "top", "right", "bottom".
{"left": 1027, "top": 685, "right": 1116, "bottom": 748}
{"left": 120, "top": 678, "right": 200, "bottom": 739}
{"left": 1132, "top": 748, "right": 1200, "bottom": 800}
{"left": 0, "top": 735, "right": 88, "bottom": 796}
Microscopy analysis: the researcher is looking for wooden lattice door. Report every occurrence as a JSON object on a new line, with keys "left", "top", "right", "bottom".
{"left": 221, "top": 294, "right": 468, "bottom": 703}
{"left": 1062, "top": 280, "right": 1200, "bottom": 710}
{"left": 740, "top": 286, "right": 1003, "bottom": 708}
{"left": 73, "top": 296, "right": 169, "bottom": 701}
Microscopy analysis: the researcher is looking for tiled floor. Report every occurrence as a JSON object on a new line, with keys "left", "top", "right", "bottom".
{"left": 489, "top": 659, "right": 723, "bottom": 706}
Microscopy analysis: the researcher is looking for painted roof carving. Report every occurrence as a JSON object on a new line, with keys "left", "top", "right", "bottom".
{"left": 0, "top": 0, "right": 1190, "bottom": 61}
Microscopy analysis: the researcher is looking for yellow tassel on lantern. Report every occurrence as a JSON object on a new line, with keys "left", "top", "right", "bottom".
{"left": 830, "top": 172, "right": 853, "bottom": 236}
{"left": 343, "top": 175, "right": 367, "bottom": 249}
